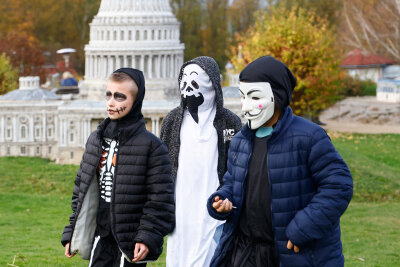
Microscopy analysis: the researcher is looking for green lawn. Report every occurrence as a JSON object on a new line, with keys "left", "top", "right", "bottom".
{"left": 0, "top": 133, "right": 399, "bottom": 266}
{"left": 330, "top": 133, "right": 400, "bottom": 201}
{"left": 341, "top": 202, "right": 400, "bottom": 266}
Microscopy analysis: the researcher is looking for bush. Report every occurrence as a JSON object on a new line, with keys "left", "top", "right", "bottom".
{"left": 360, "top": 80, "right": 377, "bottom": 96}
{"left": 341, "top": 76, "right": 377, "bottom": 96}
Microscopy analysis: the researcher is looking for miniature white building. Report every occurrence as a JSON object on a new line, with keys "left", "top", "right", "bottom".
{"left": 376, "top": 79, "right": 400, "bottom": 103}
{"left": 81, "top": 0, "right": 184, "bottom": 101}
{"left": 0, "top": 0, "right": 183, "bottom": 164}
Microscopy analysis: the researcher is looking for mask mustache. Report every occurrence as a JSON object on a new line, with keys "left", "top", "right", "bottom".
{"left": 244, "top": 110, "right": 262, "bottom": 117}
{"left": 182, "top": 94, "right": 204, "bottom": 123}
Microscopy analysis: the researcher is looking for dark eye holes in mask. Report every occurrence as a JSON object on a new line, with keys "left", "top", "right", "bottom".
{"left": 181, "top": 81, "right": 199, "bottom": 90}
{"left": 105, "top": 91, "right": 127, "bottom": 102}
{"left": 240, "top": 95, "right": 274, "bottom": 102}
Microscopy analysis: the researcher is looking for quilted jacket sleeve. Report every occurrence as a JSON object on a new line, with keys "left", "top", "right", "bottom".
{"left": 285, "top": 128, "right": 353, "bottom": 247}
{"left": 207, "top": 143, "right": 236, "bottom": 221}
{"left": 134, "top": 140, "right": 174, "bottom": 258}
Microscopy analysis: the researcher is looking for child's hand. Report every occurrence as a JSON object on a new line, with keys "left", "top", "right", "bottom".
{"left": 64, "top": 243, "right": 75, "bottom": 258}
{"left": 132, "top": 243, "right": 149, "bottom": 262}
{"left": 132, "top": 242, "right": 149, "bottom": 262}
{"left": 212, "top": 196, "right": 233, "bottom": 213}
{"left": 287, "top": 240, "right": 300, "bottom": 253}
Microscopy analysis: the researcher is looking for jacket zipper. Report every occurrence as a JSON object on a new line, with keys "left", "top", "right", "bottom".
{"left": 266, "top": 140, "right": 276, "bottom": 243}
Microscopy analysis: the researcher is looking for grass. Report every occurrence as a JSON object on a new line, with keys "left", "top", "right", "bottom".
{"left": 0, "top": 133, "right": 399, "bottom": 266}
{"left": 341, "top": 202, "right": 400, "bottom": 266}
{"left": 330, "top": 133, "right": 400, "bottom": 202}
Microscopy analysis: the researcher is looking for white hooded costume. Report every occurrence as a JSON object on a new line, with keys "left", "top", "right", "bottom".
{"left": 166, "top": 64, "right": 224, "bottom": 267}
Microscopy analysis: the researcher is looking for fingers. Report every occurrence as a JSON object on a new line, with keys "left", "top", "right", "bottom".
{"left": 132, "top": 243, "right": 149, "bottom": 262}
{"left": 214, "top": 198, "right": 233, "bottom": 213}
{"left": 65, "top": 243, "right": 75, "bottom": 258}
{"left": 287, "top": 240, "right": 293, "bottom": 250}
{"left": 221, "top": 198, "right": 232, "bottom": 212}
{"left": 133, "top": 243, "right": 140, "bottom": 260}
{"left": 287, "top": 240, "right": 300, "bottom": 253}
{"left": 227, "top": 199, "right": 232, "bottom": 211}
{"left": 212, "top": 199, "right": 223, "bottom": 210}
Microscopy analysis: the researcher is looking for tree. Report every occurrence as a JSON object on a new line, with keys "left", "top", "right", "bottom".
{"left": 200, "top": 0, "right": 230, "bottom": 69}
{"left": 0, "top": 53, "right": 19, "bottom": 95}
{"left": 339, "top": 0, "right": 400, "bottom": 61}
{"left": 25, "top": 0, "right": 101, "bottom": 72}
{"left": 170, "top": 0, "right": 204, "bottom": 61}
{"left": 0, "top": 32, "right": 46, "bottom": 81}
{"left": 228, "top": 0, "right": 260, "bottom": 35}
{"left": 0, "top": 0, "right": 35, "bottom": 35}
{"left": 0, "top": 0, "right": 101, "bottom": 74}
{"left": 277, "top": 0, "right": 343, "bottom": 29}
{"left": 231, "top": 6, "right": 343, "bottom": 117}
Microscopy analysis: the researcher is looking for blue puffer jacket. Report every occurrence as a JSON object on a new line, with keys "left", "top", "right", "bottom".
{"left": 207, "top": 107, "right": 353, "bottom": 267}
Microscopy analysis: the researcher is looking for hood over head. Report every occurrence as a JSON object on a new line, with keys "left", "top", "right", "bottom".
{"left": 102, "top": 68, "right": 146, "bottom": 139}
{"left": 178, "top": 56, "right": 224, "bottom": 120}
{"left": 239, "top": 56, "right": 296, "bottom": 114}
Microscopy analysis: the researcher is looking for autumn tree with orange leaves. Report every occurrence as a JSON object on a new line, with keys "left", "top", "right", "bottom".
{"left": 231, "top": 6, "right": 343, "bottom": 117}
{"left": 0, "top": 32, "right": 46, "bottom": 81}
{"left": 0, "top": 0, "right": 100, "bottom": 74}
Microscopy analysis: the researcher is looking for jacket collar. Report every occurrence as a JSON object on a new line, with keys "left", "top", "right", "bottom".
{"left": 241, "top": 106, "right": 293, "bottom": 142}
{"left": 97, "top": 117, "right": 146, "bottom": 142}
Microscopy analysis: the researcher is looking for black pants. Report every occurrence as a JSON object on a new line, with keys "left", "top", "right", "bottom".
{"left": 88, "top": 234, "right": 146, "bottom": 267}
{"left": 230, "top": 232, "right": 279, "bottom": 267}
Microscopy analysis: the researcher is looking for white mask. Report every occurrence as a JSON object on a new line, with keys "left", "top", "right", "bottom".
{"left": 239, "top": 82, "right": 275, "bottom": 130}
{"left": 180, "top": 64, "right": 215, "bottom": 123}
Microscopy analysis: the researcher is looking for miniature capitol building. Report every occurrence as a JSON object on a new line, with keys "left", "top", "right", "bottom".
{"left": 0, "top": 0, "right": 184, "bottom": 164}
{"left": 80, "top": 0, "right": 185, "bottom": 101}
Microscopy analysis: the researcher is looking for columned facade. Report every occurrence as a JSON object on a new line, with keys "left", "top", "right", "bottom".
{"left": 80, "top": 0, "right": 185, "bottom": 101}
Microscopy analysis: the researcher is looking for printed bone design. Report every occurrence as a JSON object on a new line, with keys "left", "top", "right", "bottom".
{"left": 98, "top": 138, "right": 119, "bottom": 202}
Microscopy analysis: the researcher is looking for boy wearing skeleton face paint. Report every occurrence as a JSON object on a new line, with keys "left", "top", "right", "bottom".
{"left": 207, "top": 56, "right": 353, "bottom": 267}
{"left": 160, "top": 56, "right": 242, "bottom": 267}
{"left": 61, "top": 68, "right": 174, "bottom": 266}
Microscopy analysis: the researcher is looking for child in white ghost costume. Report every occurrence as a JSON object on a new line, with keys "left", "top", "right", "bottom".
{"left": 161, "top": 56, "right": 242, "bottom": 267}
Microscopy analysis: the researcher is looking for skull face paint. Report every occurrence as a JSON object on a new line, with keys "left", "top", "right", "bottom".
{"left": 180, "top": 64, "right": 214, "bottom": 123}
{"left": 239, "top": 82, "right": 275, "bottom": 130}
{"left": 105, "top": 80, "right": 136, "bottom": 120}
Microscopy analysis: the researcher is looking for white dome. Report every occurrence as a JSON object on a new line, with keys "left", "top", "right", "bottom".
{"left": 98, "top": 0, "right": 173, "bottom": 15}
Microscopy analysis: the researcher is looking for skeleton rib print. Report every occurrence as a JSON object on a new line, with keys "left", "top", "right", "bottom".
{"left": 98, "top": 138, "right": 119, "bottom": 202}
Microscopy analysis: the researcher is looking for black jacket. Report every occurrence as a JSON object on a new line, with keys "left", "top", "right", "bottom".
{"left": 61, "top": 118, "right": 174, "bottom": 261}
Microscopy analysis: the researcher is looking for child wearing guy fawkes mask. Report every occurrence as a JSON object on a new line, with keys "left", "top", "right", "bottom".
{"left": 207, "top": 56, "right": 353, "bottom": 267}
{"left": 161, "top": 56, "right": 242, "bottom": 267}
